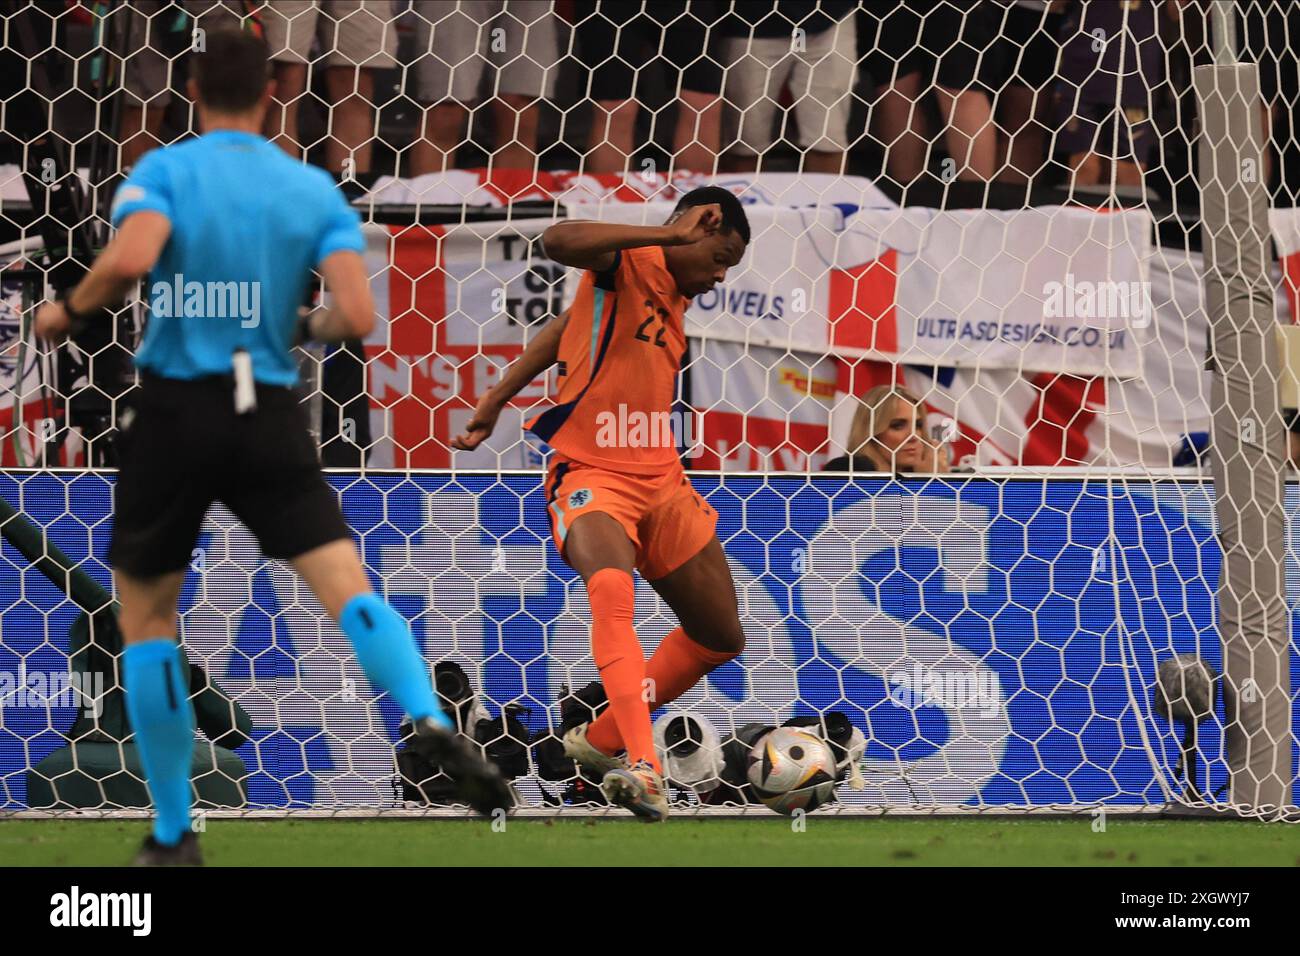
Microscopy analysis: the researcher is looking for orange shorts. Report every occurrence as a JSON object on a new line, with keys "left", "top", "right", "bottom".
{"left": 544, "top": 455, "right": 718, "bottom": 580}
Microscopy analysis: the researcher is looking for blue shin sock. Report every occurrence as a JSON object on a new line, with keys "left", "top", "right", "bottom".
{"left": 340, "top": 593, "right": 449, "bottom": 728}
{"left": 123, "top": 639, "right": 195, "bottom": 846}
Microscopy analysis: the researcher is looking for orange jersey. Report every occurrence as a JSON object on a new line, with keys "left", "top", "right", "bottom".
{"left": 527, "top": 246, "right": 688, "bottom": 474}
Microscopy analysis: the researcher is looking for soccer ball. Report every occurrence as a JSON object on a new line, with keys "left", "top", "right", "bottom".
{"left": 746, "top": 727, "right": 838, "bottom": 814}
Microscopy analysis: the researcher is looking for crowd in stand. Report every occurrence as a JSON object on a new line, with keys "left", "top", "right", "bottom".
{"left": 107, "top": 1, "right": 1300, "bottom": 201}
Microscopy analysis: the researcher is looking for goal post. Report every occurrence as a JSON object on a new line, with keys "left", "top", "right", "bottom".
{"left": 1194, "top": 11, "right": 1290, "bottom": 814}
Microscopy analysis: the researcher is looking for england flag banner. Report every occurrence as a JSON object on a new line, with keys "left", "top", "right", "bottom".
{"left": 351, "top": 175, "right": 1300, "bottom": 471}
{"left": 362, "top": 219, "right": 557, "bottom": 469}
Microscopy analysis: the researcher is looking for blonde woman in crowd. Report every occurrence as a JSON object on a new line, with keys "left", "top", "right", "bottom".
{"left": 825, "top": 385, "right": 950, "bottom": 474}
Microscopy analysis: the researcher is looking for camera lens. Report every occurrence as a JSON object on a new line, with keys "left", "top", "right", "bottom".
{"left": 664, "top": 715, "right": 703, "bottom": 756}
{"left": 435, "top": 663, "right": 471, "bottom": 703}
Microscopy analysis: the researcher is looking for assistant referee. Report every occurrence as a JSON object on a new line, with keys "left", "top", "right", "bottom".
{"left": 36, "top": 29, "right": 510, "bottom": 865}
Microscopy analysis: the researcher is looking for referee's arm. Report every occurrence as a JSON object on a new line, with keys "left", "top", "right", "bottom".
{"left": 298, "top": 250, "right": 375, "bottom": 343}
{"left": 34, "top": 211, "right": 171, "bottom": 339}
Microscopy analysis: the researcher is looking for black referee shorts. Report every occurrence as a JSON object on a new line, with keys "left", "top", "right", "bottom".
{"left": 108, "top": 372, "right": 352, "bottom": 579}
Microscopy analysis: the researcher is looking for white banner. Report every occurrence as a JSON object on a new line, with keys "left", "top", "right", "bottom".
{"left": 564, "top": 202, "right": 1153, "bottom": 377}
{"left": 560, "top": 201, "right": 845, "bottom": 354}
{"left": 364, "top": 168, "right": 896, "bottom": 213}
{"left": 831, "top": 207, "right": 1152, "bottom": 377}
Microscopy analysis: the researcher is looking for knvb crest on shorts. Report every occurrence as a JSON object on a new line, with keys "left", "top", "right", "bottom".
{"left": 568, "top": 488, "right": 593, "bottom": 509}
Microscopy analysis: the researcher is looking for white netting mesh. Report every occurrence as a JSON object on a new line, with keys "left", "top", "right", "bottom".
{"left": 1, "top": 0, "right": 1297, "bottom": 818}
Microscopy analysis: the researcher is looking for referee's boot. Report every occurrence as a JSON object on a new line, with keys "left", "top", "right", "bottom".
{"left": 409, "top": 716, "right": 514, "bottom": 818}
{"left": 134, "top": 832, "right": 204, "bottom": 866}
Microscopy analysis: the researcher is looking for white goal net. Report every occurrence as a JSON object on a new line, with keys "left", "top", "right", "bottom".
{"left": 1, "top": 0, "right": 1297, "bottom": 818}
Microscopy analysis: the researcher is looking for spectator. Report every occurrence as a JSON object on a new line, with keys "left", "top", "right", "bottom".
{"left": 720, "top": 0, "right": 857, "bottom": 175}
{"left": 408, "top": 1, "right": 559, "bottom": 174}
{"left": 1166, "top": 0, "right": 1300, "bottom": 199}
{"left": 119, "top": 1, "right": 248, "bottom": 169}
{"left": 1052, "top": 0, "right": 1163, "bottom": 194}
{"left": 572, "top": 0, "right": 726, "bottom": 174}
{"left": 857, "top": 0, "right": 937, "bottom": 186}
{"left": 824, "top": 385, "right": 927, "bottom": 473}
{"left": 1229, "top": 0, "right": 1300, "bottom": 196}
{"left": 924, "top": 0, "right": 1066, "bottom": 184}
{"left": 261, "top": 1, "right": 397, "bottom": 175}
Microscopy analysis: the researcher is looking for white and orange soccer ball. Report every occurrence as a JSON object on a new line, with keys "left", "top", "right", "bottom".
{"left": 745, "top": 727, "right": 838, "bottom": 815}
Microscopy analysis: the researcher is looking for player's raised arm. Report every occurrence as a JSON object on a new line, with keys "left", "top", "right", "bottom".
{"left": 540, "top": 203, "right": 723, "bottom": 271}
{"left": 453, "top": 309, "right": 571, "bottom": 451}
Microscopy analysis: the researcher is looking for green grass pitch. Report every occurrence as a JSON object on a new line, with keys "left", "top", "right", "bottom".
{"left": 4, "top": 817, "right": 1300, "bottom": 866}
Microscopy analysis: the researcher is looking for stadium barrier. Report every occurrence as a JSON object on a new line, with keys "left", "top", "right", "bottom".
{"left": 3, "top": 468, "right": 1294, "bottom": 813}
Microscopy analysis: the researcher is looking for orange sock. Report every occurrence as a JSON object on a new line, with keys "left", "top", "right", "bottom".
{"left": 586, "top": 626, "right": 739, "bottom": 756}
{"left": 586, "top": 568, "right": 659, "bottom": 771}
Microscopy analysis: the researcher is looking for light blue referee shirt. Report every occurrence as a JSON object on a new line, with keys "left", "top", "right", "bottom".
{"left": 110, "top": 129, "right": 365, "bottom": 386}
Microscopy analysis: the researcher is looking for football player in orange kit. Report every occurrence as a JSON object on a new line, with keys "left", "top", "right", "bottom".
{"left": 453, "top": 187, "right": 750, "bottom": 821}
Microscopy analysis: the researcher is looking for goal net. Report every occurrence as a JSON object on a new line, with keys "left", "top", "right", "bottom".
{"left": 1, "top": 0, "right": 1297, "bottom": 818}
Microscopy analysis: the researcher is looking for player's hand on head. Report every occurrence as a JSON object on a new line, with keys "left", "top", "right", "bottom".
{"left": 452, "top": 394, "right": 503, "bottom": 451}
{"left": 669, "top": 203, "right": 722, "bottom": 245}
{"left": 33, "top": 301, "right": 70, "bottom": 341}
